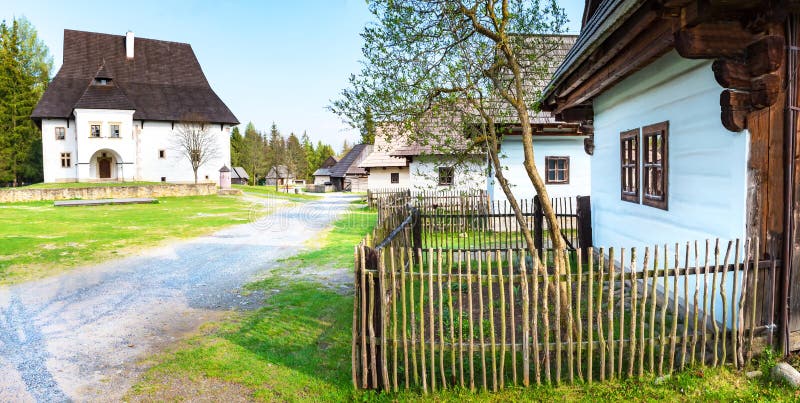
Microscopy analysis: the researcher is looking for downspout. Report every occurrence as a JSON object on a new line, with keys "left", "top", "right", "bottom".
{"left": 781, "top": 15, "right": 799, "bottom": 356}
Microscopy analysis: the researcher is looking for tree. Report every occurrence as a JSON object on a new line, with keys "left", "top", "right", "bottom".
{"left": 360, "top": 106, "right": 376, "bottom": 144}
{"left": 265, "top": 122, "right": 286, "bottom": 190}
{"left": 286, "top": 132, "right": 307, "bottom": 180}
{"left": 330, "top": 1, "right": 572, "bottom": 315}
{"left": 230, "top": 126, "right": 244, "bottom": 167}
{"left": 171, "top": 116, "right": 220, "bottom": 184}
{"left": 240, "top": 122, "right": 264, "bottom": 185}
{"left": 301, "top": 131, "right": 315, "bottom": 180}
{"left": 340, "top": 139, "right": 352, "bottom": 158}
{"left": 0, "top": 17, "right": 52, "bottom": 186}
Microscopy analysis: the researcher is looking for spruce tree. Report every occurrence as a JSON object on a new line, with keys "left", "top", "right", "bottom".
{"left": 0, "top": 17, "right": 51, "bottom": 185}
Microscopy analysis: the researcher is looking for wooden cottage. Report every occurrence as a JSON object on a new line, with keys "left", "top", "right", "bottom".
{"left": 541, "top": 0, "right": 800, "bottom": 351}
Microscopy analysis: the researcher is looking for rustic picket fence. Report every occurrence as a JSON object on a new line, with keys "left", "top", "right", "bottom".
{"left": 370, "top": 188, "right": 590, "bottom": 252}
{"left": 353, "top": 210, "right": 776, "bottom": 391}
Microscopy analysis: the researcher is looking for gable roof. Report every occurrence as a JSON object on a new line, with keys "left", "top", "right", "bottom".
{"left": 266, "top": 165, "right": 292, "bottom": 178}
{"left": 32, "top": 29, "right": 238, "bottom": 125}
{"left": 330, "top": 144, "right": 372, "bottom": 178}
{"left": 359, "top": 126, "right": 408, "bottom": 168}
{"left": 313, "top": 167, "right": 332, "bottom": 176}
{"left": 232, "top": 166, "right": 249, "bottom": 180}
{"left": 320, "top": 156, "right": 338, "bottom": 169}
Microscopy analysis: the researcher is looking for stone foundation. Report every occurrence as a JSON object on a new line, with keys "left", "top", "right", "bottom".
{"left": 0, "top": 183, "right": 217, "bottom": 203}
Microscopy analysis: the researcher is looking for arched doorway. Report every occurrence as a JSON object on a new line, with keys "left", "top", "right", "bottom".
{"left": 89, "top": 149, "right": 122, "bottom": 181}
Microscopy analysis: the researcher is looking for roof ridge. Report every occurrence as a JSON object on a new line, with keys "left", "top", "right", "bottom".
{"left": 64, "top": 29, "right": 192, "bottom": 47}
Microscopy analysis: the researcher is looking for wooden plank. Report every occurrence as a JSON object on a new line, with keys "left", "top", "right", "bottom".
{"left": 353, "top": 246, "right": 361, "bottom": 389}
{"left": 674, "top": 21, "right": 753, "bottom": 59}
{"left": 467, "top": 253, "right": 476, "bottom": 391}
{"left": 713, "top": 59, "right": 752, "bottom": 90}
{"left": 478, "top": 254, "right": 487, "bottom": 390}
{"left": 508, "top": 249, "right": 517, "bottom": 386}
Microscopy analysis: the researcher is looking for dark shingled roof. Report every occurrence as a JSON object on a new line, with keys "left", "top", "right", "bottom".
{"left": 32, "top": 29, "right": 239, "bottom": 125}
{"left": 330, "top": 144, "right": 372, "bottom": 178}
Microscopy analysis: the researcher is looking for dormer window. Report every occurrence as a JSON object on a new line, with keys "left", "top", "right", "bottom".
{"left": 94, "top": 78, "right": 109, "bottom": 86}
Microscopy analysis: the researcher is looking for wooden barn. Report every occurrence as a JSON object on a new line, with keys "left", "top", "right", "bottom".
{"left": 541, "top": 0, "right": 800, "bottom": 353}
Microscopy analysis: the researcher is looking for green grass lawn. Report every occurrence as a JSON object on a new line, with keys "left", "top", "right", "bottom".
{"left": 0, "top": 195, "right": 267, "bottom": 285}
{"left": 233, "top": 184, "right": 322, "bottom": 201}
{"left": 11, "top": 181, "right": 164, "bottom": 189}
{"left": 127, "top": 206, "right": 798, "bottom": 402}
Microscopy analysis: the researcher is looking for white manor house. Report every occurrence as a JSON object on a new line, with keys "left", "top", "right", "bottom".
{"left": 31, "top": 30, "right": 238, "bottom": 184}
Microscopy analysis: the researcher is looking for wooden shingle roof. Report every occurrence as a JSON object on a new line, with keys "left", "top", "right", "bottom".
{"left": 32, "top": 29, "right": 238, "bottom": 125}
{"left": 330, "top": 144, "right": 372, "bottom": 178}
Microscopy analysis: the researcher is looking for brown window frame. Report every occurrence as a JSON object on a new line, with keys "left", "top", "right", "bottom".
{"left": 642, "top": 121, "right": 669, "bottom": 210}
{"left": 390, "top": 172, "right": 399, "bottom": 184}
{"left": 620, "top": 128, "right": 640, "bottom": 203}
{"left": 55, "top": 127, "right": 66, "bottom": 140}
{"left": 438, "top": 166, "right": 454, "bottom": 186}
{"left": 545, "top": 156, "right": 570, "bottom": 184}
{"left": 60, "top": 152, "right": 71, "bottom": 168}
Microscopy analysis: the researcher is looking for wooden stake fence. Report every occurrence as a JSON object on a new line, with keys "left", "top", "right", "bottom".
{"left": 353, "top": 238, "right": 777, "bottom": 391}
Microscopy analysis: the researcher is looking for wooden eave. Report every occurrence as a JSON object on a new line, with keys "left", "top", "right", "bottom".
{"left": 542, "top": 0, "right": 791, "bottom": 132}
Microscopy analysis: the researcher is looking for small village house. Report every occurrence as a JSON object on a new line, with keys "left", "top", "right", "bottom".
{"left": 265, "top": 165, "right": 293, "bottom": 187}
{"left": 312, "top": 156, "right": 338, "bottom": 185}
{"left": 541, "top": 0, "right": 800, "bottom": 347}
{"left": 329, "top": 144, "right": 372, "bottom": 191}
{"left": 359, "top": 126, "right": 410, "bottom": 190}
{"left": 230, "top": 166, "right": 249, "bottom": 185}
{"left": 31, "top": 30, "right": 238, "bottom": 184}
{"left": 489, "top": 35, "right": 591, "bottom": 203}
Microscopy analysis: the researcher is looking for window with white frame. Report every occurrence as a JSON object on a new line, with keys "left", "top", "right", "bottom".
{"left": 90, "top": 124, "right": 101, "bottom": 138}
{"left": 110, "top": 124, "right": 120, "bottom": 138}
{"left": 55, "top": 127, "right": 65, "bottom": 140}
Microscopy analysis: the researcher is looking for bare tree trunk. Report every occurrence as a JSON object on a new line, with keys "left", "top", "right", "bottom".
{"left": 478, "top": 116, "right": 573, "bottom": 330}
{"left": 193, "top": 169, "right": 198, "bottom": 184}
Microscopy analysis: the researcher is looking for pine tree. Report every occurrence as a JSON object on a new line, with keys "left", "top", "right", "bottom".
{"left": 340, "top": 139, "right": 352, "bottom": 158}
{"left": 301, "top": 131, "right": 315, "bottom": 180}
{"left": 285, "top": 132, "right": 306, "bottom": 180}
{"left": 360, "top": 106, "right": 376, "bottom": 145}
{"left": 229, "top": 126, "right": 243, "bottom": 167}
{"left": 240, "top": 122, "right": 263, "bottom": 185}
{"left": 0, "top": 17, "right": 52, "bottom": 185}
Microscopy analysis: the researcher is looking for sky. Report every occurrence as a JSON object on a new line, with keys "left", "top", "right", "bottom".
{"left": 2, "top": 0, "right": 585, "bottom": 149}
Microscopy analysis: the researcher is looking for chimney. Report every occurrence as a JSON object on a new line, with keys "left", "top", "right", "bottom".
{"left": 126, "top": 31, "right": 135, "bottom": 59}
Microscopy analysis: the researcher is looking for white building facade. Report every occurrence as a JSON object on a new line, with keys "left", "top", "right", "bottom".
{"left": 32, "top": 30, "right": 238, "bottom": 184}
{"left": 590, "top": 51, "right": 748, "bottom": 250}
{"left": 41, "top": 112, "right": 232, "bottom": 183}
{"left": 488, "top": 135, "right": 591, "bottom": 203}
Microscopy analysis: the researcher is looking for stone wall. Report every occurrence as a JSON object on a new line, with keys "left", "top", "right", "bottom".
{"left": 0, "top": 183, "right": 217, "bottom": 203}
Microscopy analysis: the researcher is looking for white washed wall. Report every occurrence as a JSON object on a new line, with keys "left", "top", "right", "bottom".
{"left": 489, "top": 136, "right": 590, "bottom": 203}
{"left": 42, "top": 111, "right": 231, "bottom": 184}
{"left": 592, "top": 50, "right": 749, "bottom": 251}
{"left": 409, "top": 156, "right": 486, "bottom": 192}
{"left": 367, "top": 167, "right": 410, "bottom": 190}
{"left": 137, "top": 121, "right": 231, "bottom": 184}
{"left": 41, "top": 118, "right": 77, "bottom": 182}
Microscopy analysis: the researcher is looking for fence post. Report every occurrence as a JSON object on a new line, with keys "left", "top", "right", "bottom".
{"left": 576, "top": 196, "right": 593, "bottom": 255}
{"left": 412, "top": 208, "right": 422, "bottom": 252}
{"left": 363, "top": 246, "right": 384, "bottom": 389}
{"left": 534, "top": 195, "right": 544, "bottom": 255}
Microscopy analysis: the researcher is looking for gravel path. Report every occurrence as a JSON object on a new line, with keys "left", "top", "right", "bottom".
{"left": 0, "top": 192, "right": 359, "bottom": 402}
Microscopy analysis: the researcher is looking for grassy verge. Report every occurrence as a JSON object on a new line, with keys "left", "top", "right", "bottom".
{"left": 11, "top": 181, "right": 164, "bottom": 189}
{"left": 233, "top": 184, "right": 322, "bottom": 201}
{"left": 0, "top": 195, "right": 271, "bottom": 285}
{"left": 127, "top": 204, "right": 797, "bottom": 402}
